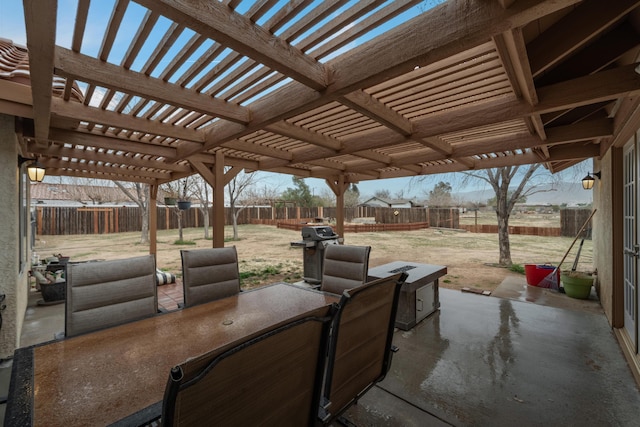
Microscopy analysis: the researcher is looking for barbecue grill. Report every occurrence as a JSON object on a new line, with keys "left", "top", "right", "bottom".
{"left": 290, "top": 225, "right": 341, "bottom": 284}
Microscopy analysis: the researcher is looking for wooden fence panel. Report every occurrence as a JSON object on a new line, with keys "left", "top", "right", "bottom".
{"left": 36, "top": 206, "right": 419, "bottom": 235}
{"left": 42, "top": 206, "right": 606, "bottom": 237}
{"left": 459, "top": 224, "right": 561, "bottom": 236}
{"left": 560, "top": 208, "right": 593, "bottom": 238}
{"left": 427, "top": 208, "right": 459, "bottom": 228}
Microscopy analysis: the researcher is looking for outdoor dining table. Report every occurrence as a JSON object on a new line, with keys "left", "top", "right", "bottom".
{"left": 5, "top": 283, "right": 338, "bottom": 426}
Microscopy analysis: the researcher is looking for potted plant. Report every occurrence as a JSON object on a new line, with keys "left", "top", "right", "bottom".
{"left": 176, "top": 178, "right": 192, "bottom": 210}
{"left": 161, "top": 182, "right": 181, "bottom": 206}
{"left": 560, "top": 270, "right": 594, "bottom": 299}
{"left": 177, "top": 199, "right": 191, "bottom": 210}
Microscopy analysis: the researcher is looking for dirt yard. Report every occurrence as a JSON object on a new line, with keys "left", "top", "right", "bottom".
{"left": 33, "top": 220, "right": 593, "bottom": 292}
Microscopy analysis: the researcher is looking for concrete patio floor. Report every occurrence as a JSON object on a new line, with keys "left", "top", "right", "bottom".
{"left": 3, "top": 277, "right": 640, "bottom": 426}
{"left": 342, "top": 280, "right": 640, "bottom": 426}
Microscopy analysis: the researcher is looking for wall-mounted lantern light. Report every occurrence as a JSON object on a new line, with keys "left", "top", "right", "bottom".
{"left": 18, "top": 155, "right": 46, "bottom": 182}
{"left": 581, "top": 171, "right": 601, "bottom": 190}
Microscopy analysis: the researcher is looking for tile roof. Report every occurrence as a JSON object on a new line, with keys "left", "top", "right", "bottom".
{"left": 0, "top": 38, "right": 84, "bottom": 102}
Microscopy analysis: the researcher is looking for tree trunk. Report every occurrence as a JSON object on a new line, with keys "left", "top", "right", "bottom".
{"left": 497, "top": 211, "right": 511, "bottom": 266}
{"left": 202, "top": 208, "right": 210, "bottom": 239}
{"left": 178, "top": 209, "right": 184, "bottom": 241}
{"left": 140, "top": 207, "right": 150, "bottom": 244}
{"left": 496, "top": 186, "right": 511, "bottom": 266}
{"left": 140, "top": 185, "right": 150, "bottom": 244}
{"left": 232, "top": 205, "right": 239, "bottom": 240}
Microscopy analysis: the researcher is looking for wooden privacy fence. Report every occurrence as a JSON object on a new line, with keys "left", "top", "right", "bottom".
{"left": 561, "top": 208, "right": 595, "bottom": 238}
{"left": 35, "top": 205, "right": 591, "bottom": 237}
{"left": 36, "top": 206, "right": 458, "bottom": 235}
{"left": 459, "top": 224, "right": 561, "bottom": 236}
{"left": 278, "top": 222, "right": 431, "bottom": 233}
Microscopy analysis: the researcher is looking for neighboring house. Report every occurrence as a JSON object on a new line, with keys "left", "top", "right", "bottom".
{"left": 30, "top": 182, "right": 134, "bottom": 206}
{"left": 360, "top": 197, "right": 424, "bottom": 208}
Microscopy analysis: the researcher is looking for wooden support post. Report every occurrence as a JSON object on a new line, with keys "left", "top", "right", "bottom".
{"left": 188, "top": 156, "right": 242, "bottom": 248}
{"left": 150, "top": 183, "right": 158, "bottom": 257}
{"left": 475, "top": 209, "right": 478, "bottom": 232}
{"left": 213, "top": 152, "right": 225, "bottom": 248}
{"left": 326, "top": 176, "right": 349, "bottom": 240}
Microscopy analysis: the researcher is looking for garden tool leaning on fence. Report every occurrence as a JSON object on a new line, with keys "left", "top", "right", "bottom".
{"left": 538, "top": 209, "right": 596, "bottom": 290}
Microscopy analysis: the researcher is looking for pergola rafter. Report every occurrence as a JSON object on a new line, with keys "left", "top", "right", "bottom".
{"left": 0, "top": 0, "right": 639, "bottom": 247}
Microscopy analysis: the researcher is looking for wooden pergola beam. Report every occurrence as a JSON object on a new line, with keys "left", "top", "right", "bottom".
{"left": 54, "top": 47, "right": 251, "bottom": 124}
{"left": 23, "top": 0, "right": 56, "bottom": 144}
{"left": 135, "top": 0, "right": 329, "bottom": 90}
{"left": 180, "top": 0, "right": 583, "bottom": 159}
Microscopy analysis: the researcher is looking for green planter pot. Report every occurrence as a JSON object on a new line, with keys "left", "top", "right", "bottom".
{"left": 560, "top": 272, "right": 594, "bottom": 299}
{"left": 164, "top": 197, "right": 177, "bottom": 206}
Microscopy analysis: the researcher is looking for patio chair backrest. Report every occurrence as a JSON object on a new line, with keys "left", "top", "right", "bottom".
{"left": 65, "top": 255, "right": 158, "bottom": 338}
{"left": 161, "top": 305, "right": 334, "bottom": 427}
{"left": 320, "top": 244, "right": 371, "bottom": 295}
{"left": 180, "top": 247, "right": 241, "bottom": 307}
{"left": 319, "top": 272, "right": 406, "bottom": 424}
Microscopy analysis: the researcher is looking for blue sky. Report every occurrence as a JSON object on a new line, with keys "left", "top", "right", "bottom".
{"left": 2, "top": 0, "right": 593, "bottom": 201}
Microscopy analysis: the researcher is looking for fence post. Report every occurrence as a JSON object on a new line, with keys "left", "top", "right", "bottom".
{"left": 37, "top": 206, "right": 43, "bottom": 235}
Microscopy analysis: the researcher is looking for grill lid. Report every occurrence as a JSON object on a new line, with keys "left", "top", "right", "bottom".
{"left": 301, "top": 225, "right": 338, "bottom": 240}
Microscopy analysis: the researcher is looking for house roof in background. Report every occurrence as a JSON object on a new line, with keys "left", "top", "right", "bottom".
{"left": 360, "top": 196, "right": 424, "bottom": 207}
{"left": 1, "top": 1, "right": 640, "bottom": 188}
{"left": 30, "top": 182, "right": 129, "bottom": 203}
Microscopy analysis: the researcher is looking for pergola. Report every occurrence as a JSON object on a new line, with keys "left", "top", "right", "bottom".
{"left": 2, "top": 0, "right": 640, "bottom": 251}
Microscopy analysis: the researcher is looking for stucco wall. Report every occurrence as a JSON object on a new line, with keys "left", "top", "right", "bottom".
{"left": 593, "top": 141, "right": 626, "bottom": 328}
{"left": 593, "top": 152, "right": 612, "bottom": 324}
{"left": 0, "top": 114, "right": 29, "bottom": 358}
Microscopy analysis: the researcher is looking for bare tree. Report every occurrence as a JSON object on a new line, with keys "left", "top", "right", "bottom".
{"left": 318, "top": 184, "right": 361, "bottom": 208}
{"left": 374, "top": 189, "right": 391, "bottom": 199}
{"left": 176, "top": 178, "right": 193, "bottom": 242}
{"left": 160, "top": 178, "right": 195, "bottom": 242}
{"left": 64, "top": 178, "right": 124, "bottom": 205}
{"left": 191, "top": 176, "right": 212, "bottom": 239}
{"left": 227, "top": 170, "right": 260, "bottom": 240}
{"left": 462, "top": 165, "right": 556, "bottom": 266}
{"left": 411, "top": 165, "right": 559, "bottom": 266}
{"left": 114, "top": 182, "right": 150, "bottom": 244}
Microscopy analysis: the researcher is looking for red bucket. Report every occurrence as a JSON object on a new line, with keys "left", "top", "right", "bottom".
{"left": 524, "top": 264, "right": 559, "bottom": 287}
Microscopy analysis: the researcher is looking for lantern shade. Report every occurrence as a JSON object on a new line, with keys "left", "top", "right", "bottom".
{"left": 18, "top": 156, "right": 46, "bottom": 182}
{"left": 27, "top": 162, "right": 46, "bottom": 182}
{"left": 582, "top": 174, "right": 595, "bottom": 190}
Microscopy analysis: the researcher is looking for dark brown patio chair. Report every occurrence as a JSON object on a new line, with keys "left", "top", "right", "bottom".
{"left": 318, "top": 272, "right": 407, "bottom": 425}
{"left": 64, "top": 255, "right": 158, "bottom": 338}
{"left": 180, "top": 247, "right": 241, "bottom": 308}
{"left": 319, "top": 244, "right": 371, "bottom": 295}
{"left": 160, "top": 305, "right": 334, "bottom": 427}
